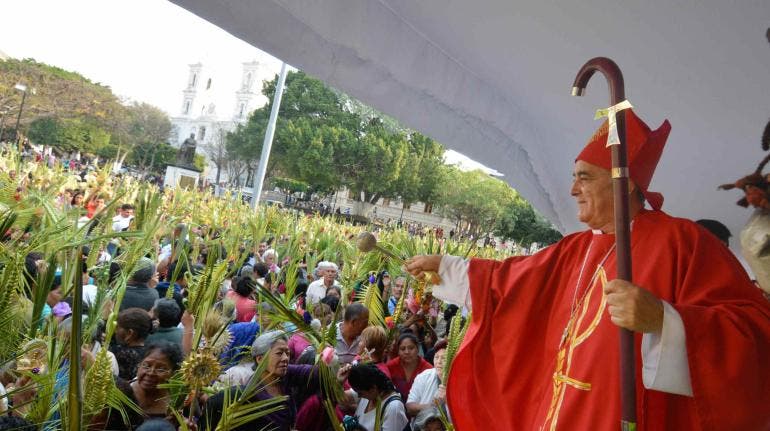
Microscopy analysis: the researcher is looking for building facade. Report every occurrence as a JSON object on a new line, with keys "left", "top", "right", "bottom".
{"left": 169, "top": 60, "right": 270, "bottom": 183}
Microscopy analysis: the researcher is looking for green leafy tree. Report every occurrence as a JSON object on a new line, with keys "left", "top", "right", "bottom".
{"left": 494, "top": 197, "right": 563, "bottom": 247}
{"left": 436, "top": 168, "right": 517, "bottom": 235}
{"left": 0, "top": 58, "right": 125, "bottom": 134}
{"left": 27, "top": 117, "right": 111, "bottom": 153}
{"left": 123, "top": 102, "right": 172, "bottom": 173}
{"left": 226, "top": 70, "right": 447, "bottom": 209}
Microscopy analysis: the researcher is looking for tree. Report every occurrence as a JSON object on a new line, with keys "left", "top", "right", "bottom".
{"left": 121, "top": 102, "right": 172, "bottom": 174}
{"left": 435, "top": 169, "right": 516, "bottom": 235}
{"left": 0, "top": 58, "right": 125, "bottom": 133}
{"left": 225, "top": 70, "right": 448, "bottom": 211}
{"left": 128, "top": 141, "right": 176, "bottom": 174}
{"left": 338, "top": 118, "right": 408, "bottom": 204}
{"left": 494, "top": 197, "right": 563, "bottom": 247}
{"left": 201, "top": 125, "right": 229, "bottom": 184}
{"left": 27, "top": 117, "right": 111, "bottom": 153}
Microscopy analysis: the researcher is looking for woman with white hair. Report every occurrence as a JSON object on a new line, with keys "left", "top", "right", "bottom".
{"left": 262, "top": 248, "right": 280, "bottom": 274}
{"left": 203, "top": 330, "right": 350, "bottom": 431}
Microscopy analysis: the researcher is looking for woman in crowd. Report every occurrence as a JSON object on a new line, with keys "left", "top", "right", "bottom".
{"left": 386, "top": 333, "right": 432, "bottom": 400}
{"left": 96, "top": 342, "right": 183, "bottom": 430}
{"left": 111, "top": 307, "right": 154, "bottom": 380}
{"left": 204, "top": 330, "right": 349, "bottom": 431}
{"left": 406, "top": 340, "right": 447, "bottom": 420}
{"left": 347, "top": 364, "right": 409, "bottom": 431}
{"left": 358, "top": 326, "right": 391, "bottom": 377}
{"left": 225, "top": 275, "right": 257, "bottom": 322}
{"left": 288, "top": 303, "right": 333, "bottom": 363}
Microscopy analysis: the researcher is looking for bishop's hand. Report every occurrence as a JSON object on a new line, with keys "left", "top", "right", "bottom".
{"left": 405, "top": 255, "right": 442, "bottom": 280}
{"left": 603, "top": 279, "right": 664, "bottom": 333}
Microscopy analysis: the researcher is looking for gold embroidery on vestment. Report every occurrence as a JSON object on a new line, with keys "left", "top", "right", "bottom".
{"left": 541, "top": 267, "right": 608, "bottom": 431}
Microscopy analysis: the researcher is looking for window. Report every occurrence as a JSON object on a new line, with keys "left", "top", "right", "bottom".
{"left": 198, "top": 126, "right": 206, "bottom": 141}
{"left": 238, "top": 103, "right": 245, "bottom": 118}
{"left": 190, "top": 73, "right": 197, "bottom": 88}
{"left": 184, "top": 101, "right": 191, "bottom": 115}
{"left": 206, "top": 78, "right": 212, "bottom": 90}
{"left": 244, "top": 73, "right": 253, "bottom": 90}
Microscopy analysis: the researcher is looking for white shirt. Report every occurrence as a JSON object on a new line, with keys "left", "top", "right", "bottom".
{"left": 219, "top": 361, "right": 256, "bottom": 386}
{"left": 0, "top": 382, "right": 7, "bottom": 414}
{"left": 354, "top": 393, "right": 409, "bottom": 431}
{"left": 434, "top": 255, "right": 693, "bottom": 396}
{"left": 306, "top": 278, "right": 341, "bottom": 304}
{"left": 111, "top": 214, "right": 133, "bottom": 232}
{"left": 407, "top": 368, "right": 441, "bottom": 405}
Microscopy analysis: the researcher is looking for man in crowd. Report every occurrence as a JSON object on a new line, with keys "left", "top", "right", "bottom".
{"left": 407, "top": 109, "right": 770, "bottom": 430}
{"left": 336, "top": 303, "right": 369, "bottom": 364}
{"left": 306, "top": 261, "right": 341, "bottom": 305}
{"left": 120, "top": 257, "right": 159, "bottom": 312}
{"left": 146, "top": 298, "right": 183, "bottom": 348}
{"left": 108, "top": 203, "right": 134, "bottom": 256}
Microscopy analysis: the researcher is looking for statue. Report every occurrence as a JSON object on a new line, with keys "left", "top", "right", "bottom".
{"left": 177, "top": 133, "right": 197, "bottom": 168}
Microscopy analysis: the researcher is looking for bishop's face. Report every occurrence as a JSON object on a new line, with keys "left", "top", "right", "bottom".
{"left": 571, "top": 160, "right": 615, "bottom": 232}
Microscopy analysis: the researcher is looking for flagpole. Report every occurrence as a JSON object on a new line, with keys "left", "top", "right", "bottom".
{"left": 571, "top": 57, "right": 636, "bottom": 431}
{"left": 252, "top": 62, "right": 288, "bottom": 210}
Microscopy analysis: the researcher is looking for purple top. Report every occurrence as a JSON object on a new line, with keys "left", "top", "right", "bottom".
{"left": 204, "top": 364, "right": 318, "bottom": 431}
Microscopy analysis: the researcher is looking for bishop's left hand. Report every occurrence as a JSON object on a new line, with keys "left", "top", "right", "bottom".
{"left": 603, "top": 279, "right": 664, "bottom": 333}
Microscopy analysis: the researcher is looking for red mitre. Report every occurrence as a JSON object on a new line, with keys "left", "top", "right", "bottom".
{"left": 576, "top": 109, "right": 671, "bottom": 210}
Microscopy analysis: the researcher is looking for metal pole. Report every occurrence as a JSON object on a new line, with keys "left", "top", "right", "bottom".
{"left": 14, "top": 89, "right": 28, "bottom": 146}
{"left": 68, "top": 247, "right": 84, "bottom": 430}
{"left": 251, "top": 63, "right": 288, "bottom": 210}
{"left": 571, "top": 57, "right": 636, "bottom": 430}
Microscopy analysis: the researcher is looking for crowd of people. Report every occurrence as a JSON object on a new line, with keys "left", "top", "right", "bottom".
{"left": 0, "top": 146, "right": 480, "bottom": 431}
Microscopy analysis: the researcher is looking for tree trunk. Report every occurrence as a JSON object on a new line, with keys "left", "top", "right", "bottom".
{"left": 367, "top": 193, "right": 381, "bottom": 205}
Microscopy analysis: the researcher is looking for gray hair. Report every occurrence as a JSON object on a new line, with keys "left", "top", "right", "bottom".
{"left": 252, "top": 330, "right": 287, "bottom": 357}
{"left": 131, "top": 257, "right": 156, "bottom": 283}
{"left": 413, "top": 407, "right": 443, "bottom": 431}
{"left": 263, "top": 249, "right": 278, "bottom": 260}
{"left": 317, "top": 261, "right": 338, "bottom": 271}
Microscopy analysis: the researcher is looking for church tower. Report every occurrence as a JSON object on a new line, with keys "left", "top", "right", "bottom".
{"left": 233, "top": 61, "right": 260, "bottom": 121}
{"left": 181, "top": 62, "right": 203, "bottom": 117}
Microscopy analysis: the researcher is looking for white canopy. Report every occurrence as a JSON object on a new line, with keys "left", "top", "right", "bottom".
{"left": 168, "top": 0, "right": 770, "bottom": 239}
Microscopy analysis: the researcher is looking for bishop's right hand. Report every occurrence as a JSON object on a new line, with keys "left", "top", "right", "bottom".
{"left": 405, "top": 255, "right": 442, "bottom": 280}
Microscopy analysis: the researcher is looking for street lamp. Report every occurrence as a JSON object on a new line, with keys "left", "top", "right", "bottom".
{"left": 13, "top": 83, "right": 36, "bottom": 147}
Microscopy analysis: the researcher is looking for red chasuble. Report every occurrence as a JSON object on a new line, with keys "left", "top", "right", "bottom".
{"left": 448, "top": 209, "right": 770, "bottom": 430}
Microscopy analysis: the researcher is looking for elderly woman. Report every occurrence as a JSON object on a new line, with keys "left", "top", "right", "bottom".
{"left": 386, "top": 333, "right": 433, "bottom": 400}
{"left": 204, "top": 330, "right": 348, "bottom": 431}
{"left": 111, "top": 307, "right": 154, "bottom": 380}
{"left": 96, "top": 341, "right": 183, "bottom": 430}
{"left": 406, "top": 340, "right": 448, "bottom": 419}
{"left": 348, "top": 364, "right": 409, "bottom": 431}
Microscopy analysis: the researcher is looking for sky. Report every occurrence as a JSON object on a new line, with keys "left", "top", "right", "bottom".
{"left": 0, "top": 0, "right": 495, "bottom": 173}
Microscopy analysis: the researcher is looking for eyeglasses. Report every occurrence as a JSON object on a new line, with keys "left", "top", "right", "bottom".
{"left": 139, "top": 363, "right": 171, "bottom": 375}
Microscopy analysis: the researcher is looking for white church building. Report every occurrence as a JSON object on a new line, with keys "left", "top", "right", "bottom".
{"left": 168, "top": 60, "right": 272, "bottom": 183}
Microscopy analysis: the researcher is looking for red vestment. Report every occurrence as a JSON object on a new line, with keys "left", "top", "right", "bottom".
{"left": 448, "top": 210, "right": 770, "bottom": 430}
